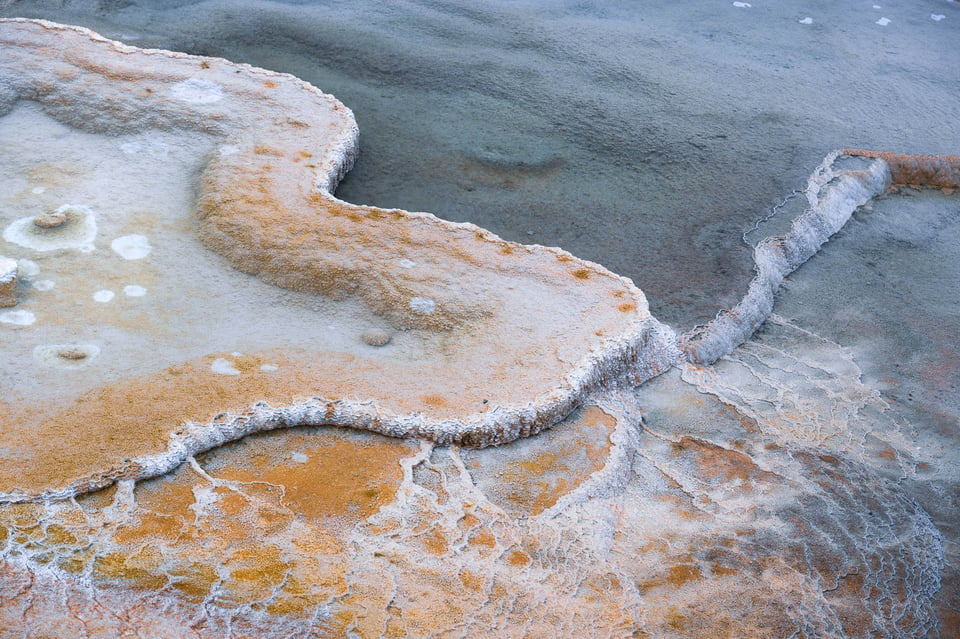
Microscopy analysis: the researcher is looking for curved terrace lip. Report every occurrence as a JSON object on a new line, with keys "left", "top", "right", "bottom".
{"left": 0, "top": 18, "right": 676, "bottom": 502}
{"left": 1, "top": 18, "right": 958, "bottom": 504}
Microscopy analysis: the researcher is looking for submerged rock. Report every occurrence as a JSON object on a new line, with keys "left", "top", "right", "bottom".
{"left": 360, "top": 328, "right": 392, "bottom": 347}
{"left": 3, "top": 203, "right": 97, "bottom": 252}
{"left": 31, "top": 210, "right": 66, "bottom": 228}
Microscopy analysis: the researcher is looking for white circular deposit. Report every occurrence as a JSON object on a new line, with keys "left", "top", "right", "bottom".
{"left": 2, "top": 204, "right": 97, "bottom": 252}
{"left": 409, "top": 296, "right": 436, "bottom": 314}
{"left": 93, "top": 290, "right": 115, "bottom": 303}
{"left": 111, "top": 234, "right": 152, "bottom": 260}
{"left": 120, "top": 141, "right": 142, "bottom": 155}
{"left": 16, "top": 259, "right": 40, "bottom": 277}
{"left": 211, "top": 357, "right": 240, "bottom": 375}
{"left": 171, "top": 78, "right": 224, "bottom": 104}
{"left": 123, "top": 284, "right": 147, "bottom": 297}
{"left": 0, "top": 310, "right": 35, "bottom": 326}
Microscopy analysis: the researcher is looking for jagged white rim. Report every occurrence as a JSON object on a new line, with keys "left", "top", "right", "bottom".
{"left": 0, "top": 19, "right": 681, "bottom": 503}
{"left": 3, "top": 20, "right": 954, "bottom": 504}
{"left": 681, "top": 150, "right": 892, "bottom": 365}
{"left": 683, "top": 148, "right": 959, "bottom": 366}
{"left": 0, "top": 319, "right": 678, "bottom": 503}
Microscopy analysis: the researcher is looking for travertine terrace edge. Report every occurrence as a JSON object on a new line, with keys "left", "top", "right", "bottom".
{"left": 0, "top": 18, "right": 678, "bottom": 501}
{"left": 1, "top": 19, "right": 957, "bottom": 503}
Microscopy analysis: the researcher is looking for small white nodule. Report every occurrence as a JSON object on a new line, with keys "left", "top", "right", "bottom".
{"left": 123, "top": 284, "right": 147, "bottom": 297}
{"left": 17, "top": 259, "right": 40, "bottom": 278}
{"left": 171, "top": 78, "right": 224, "bottom": 104}
{"left": 409, "top": 296, "right": 436, "bottom": 315}
{"left": 111, "top": 234, "right": 152, "bottom": 260}
{"left": 211, "top": 357, "right": 241, "bottom": 375}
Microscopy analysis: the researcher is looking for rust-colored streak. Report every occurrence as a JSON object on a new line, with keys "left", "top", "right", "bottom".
{"left": 670, "top": 436, "right": 779, "bottom": 488}
{"left": 841, "top": 149, "right": 960, "bottom": 189}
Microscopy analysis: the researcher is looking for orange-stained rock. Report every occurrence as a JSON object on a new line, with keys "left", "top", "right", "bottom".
{"left": 0, "top": 18, "right": 677, "bottom": 502}
{"left": 0, "top": 16, "right": 956, "bottom": 639}
{"left": 461, "top": 404, "right": 618, "bottom": 516}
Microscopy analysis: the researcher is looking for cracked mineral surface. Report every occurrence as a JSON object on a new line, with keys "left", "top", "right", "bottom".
{"left": 1, "top": 14, "right": 959, "bottom": 639}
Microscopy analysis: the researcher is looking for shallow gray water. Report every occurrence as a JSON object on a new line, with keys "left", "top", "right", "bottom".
{"left": 2, "top": 0, "right": 958, "bottom": 328}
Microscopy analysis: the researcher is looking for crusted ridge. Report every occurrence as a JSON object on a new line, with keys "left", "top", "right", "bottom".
{"left": 0, "top": 19, "right": 678, "bottom": 502}
{"left": 682, "top": 149, "right": 959, "bottom": 365}
{"left": 4, "top": 19, "right": 952, "bottom": 504}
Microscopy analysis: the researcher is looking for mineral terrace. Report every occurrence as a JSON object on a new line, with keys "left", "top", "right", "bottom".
{"left": 0, "top": 18, "right": 957, "bottom": 639}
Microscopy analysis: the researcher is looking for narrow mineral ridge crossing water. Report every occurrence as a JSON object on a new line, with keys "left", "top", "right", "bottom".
{"left": 0, "top": 4, "right": 958, "bottom": 638}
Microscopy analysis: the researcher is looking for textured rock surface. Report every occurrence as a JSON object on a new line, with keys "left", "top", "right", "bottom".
{"left": 1, "top": 17, "right": 958, "bottom": 639}
{"left": 0, "top": 19, "right": 676, "bottom": 501}
{"left": 0, "top": 385, "right": 950, "bottom": 637}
